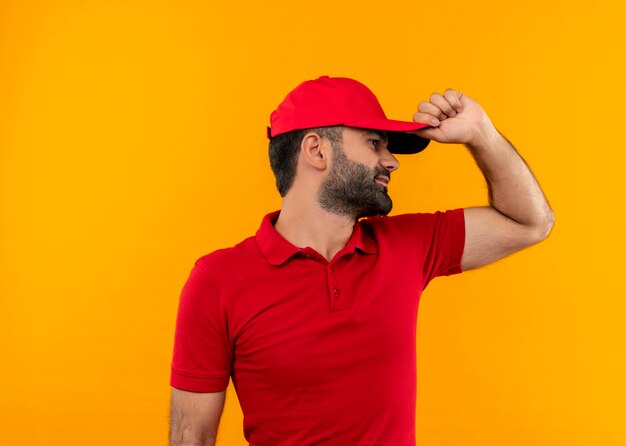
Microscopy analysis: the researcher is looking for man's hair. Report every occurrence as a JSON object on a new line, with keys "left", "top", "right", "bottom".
{"left": 268, "top": 126, "right": 343, "bottom": 197}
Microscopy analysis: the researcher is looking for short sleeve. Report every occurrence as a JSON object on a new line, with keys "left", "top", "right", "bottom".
{"left": 170, "top": 259, "right": 232, "bottom": 392}
{"left": 379, "top": 208, "right": 466, "bottom": 289}
{"left": 421, "top": 208, "right": 465, "bottom": 286}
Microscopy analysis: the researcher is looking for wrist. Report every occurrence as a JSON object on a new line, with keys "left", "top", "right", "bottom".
{"left": 467, "top": 120, "right": 500, "bottom": 150}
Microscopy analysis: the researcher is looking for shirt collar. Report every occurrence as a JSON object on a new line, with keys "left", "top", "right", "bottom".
{"left": 255, "top": 210, "right": 378, "bottom": 266}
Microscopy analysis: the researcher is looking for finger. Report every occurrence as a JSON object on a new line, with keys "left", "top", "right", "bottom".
{"left": 412, "top": 111, "right": 441, "bottom": 127}
{"left": 443, "top": 89, "right": 463, "bottom": 114}
{"left": 417, "top": 101, "right": 443, "bottom": 118}
{"left": 410, "top": 126, "right": 441, "bottom": 141}
{"left": 428, "top": 92, "right": 456, "bottom": 119}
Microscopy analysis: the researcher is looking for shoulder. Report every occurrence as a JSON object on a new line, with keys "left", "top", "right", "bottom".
{"left": 360, "top": 209, "right": 465, "bottom": 246}
{"left": 193, "top": 235, "right": 260, "bottom": 277}
{"left": 363, "top": 209, "right": 462, "bottom": 232}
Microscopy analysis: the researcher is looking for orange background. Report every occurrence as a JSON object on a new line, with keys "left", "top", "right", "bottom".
{"left": 1, "top": 1, "right": 624, "bottom": 445}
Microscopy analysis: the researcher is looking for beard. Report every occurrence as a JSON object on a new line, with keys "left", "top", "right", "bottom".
{"left": 318, "top": 144, "right": 393, "bottom": 219}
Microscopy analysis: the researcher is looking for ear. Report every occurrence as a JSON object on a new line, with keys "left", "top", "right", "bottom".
{"left": 300, "top": 132, "right": 329, "bottom": 171}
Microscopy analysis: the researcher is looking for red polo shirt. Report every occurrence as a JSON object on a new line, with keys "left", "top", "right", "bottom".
{"left": 170, "top": 208, "right": 465, "bottom": 445}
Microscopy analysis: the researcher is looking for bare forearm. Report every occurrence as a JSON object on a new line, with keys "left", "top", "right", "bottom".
{"left": 170, "top": 435, "right": 216, "bottom": 446}
{"left": 170, "top": 441, "right": 215, "bottom": 446}
{"left": 466, "top": 123, "right": 554, "bottom": 236}
{"left": 169, "top": 417, "right": 217, "bottom": 446}
{"left": 169, "top": 424, "right": 216, "bottom": 446}
{"left": 169, "top": 388, "right": 225, "bottom": 446}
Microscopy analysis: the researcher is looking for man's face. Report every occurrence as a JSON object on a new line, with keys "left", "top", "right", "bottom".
{"left": 318, "top": 127, "right": 400, "bottom": 219}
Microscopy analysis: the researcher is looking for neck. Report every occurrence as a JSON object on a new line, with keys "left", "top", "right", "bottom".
{"left": 274, "top": 194, "right": 356, "bottom": 262}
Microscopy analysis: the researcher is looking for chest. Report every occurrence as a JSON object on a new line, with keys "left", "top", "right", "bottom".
{"left": 225, "top": 255, "right": 422, "bottom": 389}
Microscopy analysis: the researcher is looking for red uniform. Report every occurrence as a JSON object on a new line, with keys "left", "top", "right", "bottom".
{"left": 171, "top": 208, "right": 465, "bottom": 445}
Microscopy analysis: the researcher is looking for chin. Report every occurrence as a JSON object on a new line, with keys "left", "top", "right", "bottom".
{"left": 358, "top": 201, "right": 393, "bottom": 219}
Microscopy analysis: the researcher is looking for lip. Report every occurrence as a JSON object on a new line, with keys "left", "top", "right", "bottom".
{"left": 375, "top": 175, "right": 390, "bottom": 186}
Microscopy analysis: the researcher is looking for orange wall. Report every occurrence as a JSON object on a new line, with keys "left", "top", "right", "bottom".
{"left": 1, "top": 1, "right": 624, "bottom": 445}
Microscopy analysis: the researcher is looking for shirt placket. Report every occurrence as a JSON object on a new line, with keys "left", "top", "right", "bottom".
{"left": 301, "top": 247, "right": 349, "bottom": 312}
{"left": 326, "top": 261, "right": 344, "bottom": 312}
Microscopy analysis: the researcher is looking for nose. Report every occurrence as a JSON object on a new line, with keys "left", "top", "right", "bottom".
{"left": 379, "top": 147, "right": 400, "bottom": 173}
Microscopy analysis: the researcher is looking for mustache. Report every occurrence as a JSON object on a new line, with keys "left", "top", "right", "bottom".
{"left": 374, "top": 168, "right": 391, "bottom": 180}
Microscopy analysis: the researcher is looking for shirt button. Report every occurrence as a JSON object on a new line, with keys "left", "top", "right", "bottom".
{"left": 333, "top": 288, "right": 339, "bottom": 298}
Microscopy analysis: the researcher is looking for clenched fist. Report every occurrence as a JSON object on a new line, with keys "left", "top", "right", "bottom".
{"left": 410, "top": 89, "right": 497, "bottom": 146}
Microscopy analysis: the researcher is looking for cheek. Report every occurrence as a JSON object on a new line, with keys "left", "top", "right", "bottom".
{"left": 347, "top": 148, "right": 378, "bottom": 166}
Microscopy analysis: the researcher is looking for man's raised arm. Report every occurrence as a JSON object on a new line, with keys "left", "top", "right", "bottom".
{"left": 411, "top": 89, "right": 555, "bottom": 271}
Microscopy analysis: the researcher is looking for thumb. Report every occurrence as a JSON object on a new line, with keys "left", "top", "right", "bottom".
{"left": 410, "top": 127, "right": 440, "bottom": 141}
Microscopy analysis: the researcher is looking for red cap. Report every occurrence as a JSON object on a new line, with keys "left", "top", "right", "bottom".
{"left": 266, "top": 75, "right": 432, "bottom": 154}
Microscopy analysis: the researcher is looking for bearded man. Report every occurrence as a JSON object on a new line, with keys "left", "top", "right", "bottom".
{"left": 168, "top": 75, "right": 555, "bottom": 446}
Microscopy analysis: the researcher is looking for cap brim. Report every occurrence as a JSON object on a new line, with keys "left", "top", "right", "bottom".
{"left": 344, "top": 118, "right": 432, "bottom": 154}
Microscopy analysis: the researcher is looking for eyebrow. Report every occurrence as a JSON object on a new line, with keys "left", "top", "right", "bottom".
{"left": 365, "top": 130, "right": 389, "bottom": 143}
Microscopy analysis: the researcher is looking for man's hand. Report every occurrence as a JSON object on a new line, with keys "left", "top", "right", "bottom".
{"left": 409, "top": 89, "right": 496, "bottom": 146}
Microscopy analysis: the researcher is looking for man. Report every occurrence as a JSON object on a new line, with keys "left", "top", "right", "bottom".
{"left": 168, "top": 75, "right": 554, "bottom": 445}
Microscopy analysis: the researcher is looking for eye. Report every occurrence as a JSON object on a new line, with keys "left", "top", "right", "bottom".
{"left": 369, "top": 139, "right": 380, "bottom": 149}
